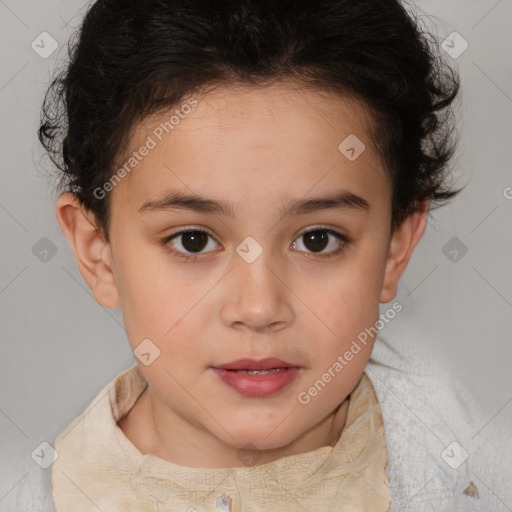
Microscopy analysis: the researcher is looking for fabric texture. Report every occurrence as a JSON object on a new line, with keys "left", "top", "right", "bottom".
{"left": 366, "top": 317, "right": 512, "bottom": 511}
{"left": 5, "top": 328, "right": 512, "bottom": 511}
{"left": 51, "top": 367, "right": 391, "bottom": 512}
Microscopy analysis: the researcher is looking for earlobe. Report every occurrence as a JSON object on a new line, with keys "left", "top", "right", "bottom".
{"left": 379, "top": 201, "right": 429, "bottom": 303}
{"left": 55, "top": 192, "right": 120, "bottom": 308}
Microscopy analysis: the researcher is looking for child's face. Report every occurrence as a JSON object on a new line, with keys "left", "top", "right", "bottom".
{"left": 58, "top": 81, "right": 427, "bottom": 457}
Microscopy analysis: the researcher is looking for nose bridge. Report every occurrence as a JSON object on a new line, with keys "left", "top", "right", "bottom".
{"left": 221, "top": 237, "right": 293, "bottom": 330}
{"left": 235, "top": 233, "right": 278, "bottom": 282}
{"left": 235, "top": 241, "right": 281, "bottom": 302}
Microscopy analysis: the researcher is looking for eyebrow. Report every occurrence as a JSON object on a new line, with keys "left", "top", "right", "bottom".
{"left": 138, "top": 189, "right": 370, "bottom": 217}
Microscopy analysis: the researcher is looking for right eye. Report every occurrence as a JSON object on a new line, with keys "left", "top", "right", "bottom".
{"left": 161, "top": 229, "right": 221, "bottom": 261}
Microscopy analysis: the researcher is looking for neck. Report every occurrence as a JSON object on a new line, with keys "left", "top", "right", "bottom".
{"left": 118, "top": 387, "right": 350, "bottom": 468}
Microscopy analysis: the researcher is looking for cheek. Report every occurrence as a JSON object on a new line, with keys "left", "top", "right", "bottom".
{"left": 298, "top": 250, "right": 385, "bottom": 376}
{"left": 308, "top": 259, "right": 383, "bottom": 333}
{"left": 114, "top": 242, "right": 208, "bottom": 349}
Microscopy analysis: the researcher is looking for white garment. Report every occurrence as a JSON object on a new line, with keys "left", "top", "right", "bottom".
{"left": 5, "top": 328, "right": 512, "bottom": 511}
{"left": 367, "top": 322, "right": 512, "bottom": 511}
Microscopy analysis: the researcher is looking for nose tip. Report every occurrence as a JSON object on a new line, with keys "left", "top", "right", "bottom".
{"left": 226, "top": 285, "right": 291, "bottom": 333}
{"left": 220, "top": 249, "right": 295, "bottom": 332}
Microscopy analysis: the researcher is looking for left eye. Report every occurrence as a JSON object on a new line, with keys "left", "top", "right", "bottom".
{"left": 291, "top": 228, "right": 348, "bottom": 256}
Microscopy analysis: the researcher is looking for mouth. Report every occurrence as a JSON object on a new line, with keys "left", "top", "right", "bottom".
{"left": 213, "top": 357, "right": 298, "bottom": 371}
{"left": 224, "top": 368, "right": 287, "bottom": 375}
{"left": 211, "top": 358, "right": 301, "bottom": 397}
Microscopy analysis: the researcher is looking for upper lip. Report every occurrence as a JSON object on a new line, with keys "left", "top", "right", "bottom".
{"left": 213, "top": 358, "right": 298, "bottom": 370}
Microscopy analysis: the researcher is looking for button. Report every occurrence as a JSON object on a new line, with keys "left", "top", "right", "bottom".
{"left": 216, "top": 494, "right": 232, "bottom": 511}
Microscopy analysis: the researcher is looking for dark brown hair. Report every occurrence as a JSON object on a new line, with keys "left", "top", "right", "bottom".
{"left": 39, "top": 0, "right": 463, "bottom": 241}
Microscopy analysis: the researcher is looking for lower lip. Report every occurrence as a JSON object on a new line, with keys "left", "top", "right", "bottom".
{"left": 211, "top": 367, "right": 300, "bottom": 397}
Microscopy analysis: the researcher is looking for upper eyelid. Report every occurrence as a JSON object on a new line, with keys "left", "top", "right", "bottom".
{"left": 166, "top": 226, "right": 220, "bottom": 244}
{"left": 167, "top": 225, "right": 346, "bottom": 240}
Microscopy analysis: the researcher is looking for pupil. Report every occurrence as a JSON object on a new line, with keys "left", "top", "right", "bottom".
{"left": 304, "top": 230, "right": 328, "bottom": 252}
{"left": 182, "top": 231, "right": 208, "bottom": 252}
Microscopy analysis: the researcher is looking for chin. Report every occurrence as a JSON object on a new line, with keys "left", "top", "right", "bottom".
{"left": 219, "top": 423, "right": 303, "bottom": 453}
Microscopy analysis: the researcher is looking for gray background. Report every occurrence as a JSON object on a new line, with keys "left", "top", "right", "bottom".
{"left": 1, "top": 0, "right": 511, "bottom": 508}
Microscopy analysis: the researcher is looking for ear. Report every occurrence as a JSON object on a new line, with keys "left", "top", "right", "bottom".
{"left": 379, "top": 200, "right": 429, "bottom": 303}
{"left": 55, "top": 192, "right": 120, "bottom": 308}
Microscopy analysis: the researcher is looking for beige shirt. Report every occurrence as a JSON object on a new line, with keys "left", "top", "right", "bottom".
{"left": 51, "top": 364, "right": 391, "bottom": 511}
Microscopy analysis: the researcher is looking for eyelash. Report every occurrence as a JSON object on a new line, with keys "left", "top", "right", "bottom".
{"left": 160, "top": 227, "right": 351, "bottom": 262}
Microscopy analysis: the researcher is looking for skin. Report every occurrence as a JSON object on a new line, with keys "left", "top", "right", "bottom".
{"left": 55, "top": 80, "right": 428, "bottom": 469}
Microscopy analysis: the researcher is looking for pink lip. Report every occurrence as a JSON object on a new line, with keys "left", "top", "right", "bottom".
{"left": 211, "top": 358, "right": 301, "bottom": 397}
{"left": 215, "top": 358, "right": 295, "bottom": 371}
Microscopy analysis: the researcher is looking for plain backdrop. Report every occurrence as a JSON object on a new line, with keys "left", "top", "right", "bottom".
{"left": 1, "top": 0, "right": 511, "bottom": 507}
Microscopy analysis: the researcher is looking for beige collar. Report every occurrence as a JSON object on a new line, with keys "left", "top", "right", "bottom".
{"left": 52, "top": 364, "right": 391, "bottom": 511}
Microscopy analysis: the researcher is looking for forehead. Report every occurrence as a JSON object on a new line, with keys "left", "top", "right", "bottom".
{"left": 110, "top": 81, "right": 390, "bottom": 216}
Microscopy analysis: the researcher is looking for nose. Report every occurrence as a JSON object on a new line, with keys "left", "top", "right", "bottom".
{"left": 220, "top": 250, "right": 294, "bottom": 333}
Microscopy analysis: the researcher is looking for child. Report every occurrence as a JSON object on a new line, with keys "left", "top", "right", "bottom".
{"left": 33, "top": 0, "right": 511, "bottom": 511}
